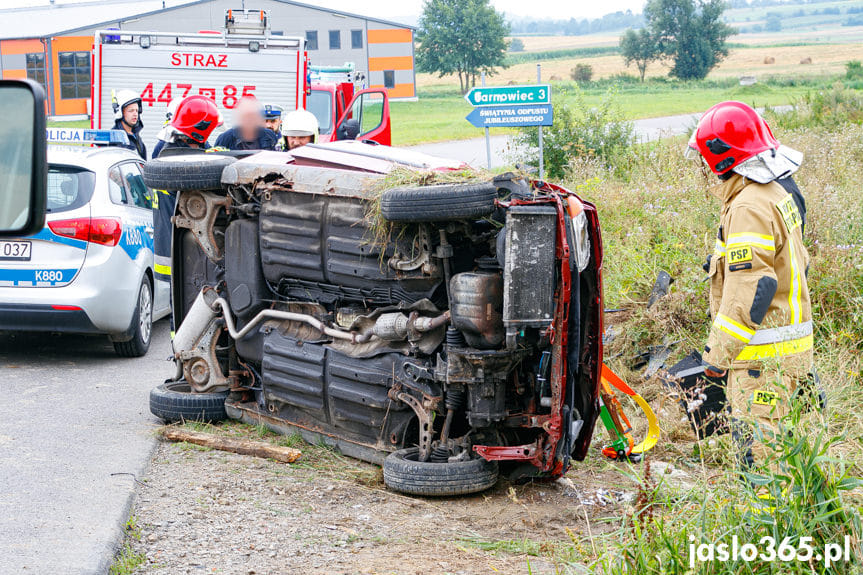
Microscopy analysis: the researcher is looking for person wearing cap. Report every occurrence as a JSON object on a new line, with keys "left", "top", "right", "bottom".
{"left": 687, "top": 101, "right": 814, "bottom": 474}
{"left": 214, "top": 96, "right": 278, "bottom": 151}
{"left": 278, "top": 108, "right": 319, "bottom": 151}
{"left": 263, "top": 104, "right": 283, "bottom": 135}
{"left": 111, "top": 89, "right": 147, "bottom": 160}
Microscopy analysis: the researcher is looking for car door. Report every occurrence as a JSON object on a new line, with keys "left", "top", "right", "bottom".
{"left": 333, "top": 89, "right": 391, "bottom": 146}
{"left": 115, "top": 162, "right": 166, "bottom": 315}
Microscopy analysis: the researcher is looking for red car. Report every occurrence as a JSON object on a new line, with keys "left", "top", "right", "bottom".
{"left": 143, "top": 142, "right": 603, "bottom": 496}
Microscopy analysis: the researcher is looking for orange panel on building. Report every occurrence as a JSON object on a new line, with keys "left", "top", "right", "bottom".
{"left": 367, "top": 29, "right": 412, "bottom": 44}
{"left": 368, "top": 56, "right": 413, "bottom": 72}
{"left": 370, "top": 83, "right": 414, "bottom": 99}
{"left": 50, "top": 36, "right": 92, "bottom": 116}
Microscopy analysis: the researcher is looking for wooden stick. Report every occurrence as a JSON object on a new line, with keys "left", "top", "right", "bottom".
{"left": 161, "top": 427, "right": 301, "bottom": 463}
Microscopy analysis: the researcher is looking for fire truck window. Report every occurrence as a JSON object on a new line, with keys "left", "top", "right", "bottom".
{"left": 308, "top": 90, "right": 333, "bottom": 135}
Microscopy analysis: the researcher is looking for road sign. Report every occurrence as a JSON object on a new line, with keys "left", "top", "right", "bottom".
{"left": 464, "top": 84, "right": 551, "bottom": 107}
{"left": 465, "top": 103, "right": 553, "bottom": 128}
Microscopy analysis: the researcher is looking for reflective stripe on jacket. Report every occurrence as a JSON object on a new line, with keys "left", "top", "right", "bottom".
{"left": 704, "top": 173, "right": 813, "bottom": 374}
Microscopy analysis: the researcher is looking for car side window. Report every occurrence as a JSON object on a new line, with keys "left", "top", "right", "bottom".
{"left": 107, "top": 165, "right": 127, "bottom": 204}
{"left": 120, "top": 162, "right": 152, "bottom": 209}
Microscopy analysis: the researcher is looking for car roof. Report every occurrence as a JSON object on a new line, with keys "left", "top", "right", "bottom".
{"left": 47, "top": 145, "right": 141, "bottom": 170}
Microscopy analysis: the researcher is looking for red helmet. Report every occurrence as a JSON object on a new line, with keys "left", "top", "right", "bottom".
{"left": 689, "top": 101, "right": 779, "bottom": 175}
{"left": 171, "top": 95, "right": 219, "bottom": 144}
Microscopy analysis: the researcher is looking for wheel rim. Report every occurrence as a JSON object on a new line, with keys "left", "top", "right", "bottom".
{"left": 139, "top": 282, "right": 152, "bottom": 344}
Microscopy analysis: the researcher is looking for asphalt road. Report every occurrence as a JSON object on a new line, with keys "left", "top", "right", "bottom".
{"left": 0, "top": 321, "right": 172, "bottom": 574}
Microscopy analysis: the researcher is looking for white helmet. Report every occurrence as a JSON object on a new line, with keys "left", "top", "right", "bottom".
{"left": 164, "top": 97, "right": 183, "bottom": 125}
{"left": 282, "top": 109, "right": 319, "bottom": 138}
{"left": 112, "top": 89, "right": 142, "bottom": 120}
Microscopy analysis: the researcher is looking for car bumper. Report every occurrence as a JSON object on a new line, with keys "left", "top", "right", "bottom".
{"left": 0, "top": 245, "right": 145, "bottom": 335}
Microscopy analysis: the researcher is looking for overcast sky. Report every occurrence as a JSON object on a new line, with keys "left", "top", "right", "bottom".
{"left": 5, "top": 0, "right": 648, "bottom": 23}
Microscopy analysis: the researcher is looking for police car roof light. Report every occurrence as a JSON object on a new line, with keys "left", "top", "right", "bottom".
{"left": 46, "top": 128, "right": 130, "bottom": 146}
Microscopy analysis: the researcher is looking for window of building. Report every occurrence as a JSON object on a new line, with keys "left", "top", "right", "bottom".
{"left": 25, "top": 53, "right": 46, "bottom": 86}
{"left": 329, "top": 30, "right": 341, "bottom": 50}
{"left": 351, "top": 29, "right": 363, "bottom": 49}
{"left": 383, "top": 70, "right": 395, "bottom": 89}
{"left": 58, "top": 51, "right": 90, "bottom": 99}
{"left": 305, "top": 30, "right": 318, "bottom": 50}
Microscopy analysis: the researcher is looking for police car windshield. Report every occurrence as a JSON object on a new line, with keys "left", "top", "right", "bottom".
{"left": 46, "top": 166, "right": 96, "bottom": 213}
{"left": 307, "top": 91, "right": 333, "bottom": 135}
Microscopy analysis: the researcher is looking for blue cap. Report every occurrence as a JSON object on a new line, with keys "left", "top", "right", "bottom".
{"left": 263, "top": 104, "right": 283, "bottom": 119}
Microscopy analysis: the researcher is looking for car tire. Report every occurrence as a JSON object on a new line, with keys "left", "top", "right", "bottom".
{"left": 382, "top": 447, "right": 499, "bottom": 496}
{"left": 379, "top": 182, "right": 499, "bottom": 222}
{"left": 149, "top": 382, "right": 228, "bottom": 423}
{"left": 113, "top": 277, "right": 152, "bottom": 358}
{"left": 142, "top": 154, "right": 236, "bottom": 191}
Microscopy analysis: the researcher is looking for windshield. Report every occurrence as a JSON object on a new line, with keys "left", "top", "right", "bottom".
{"left": 47, "top": 166, "right": 95, "bottom": 213}
{"left": 308, "top": 90, "right": 333, "bottom": 135}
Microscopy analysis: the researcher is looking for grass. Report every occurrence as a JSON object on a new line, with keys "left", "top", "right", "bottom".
{"left": 109, "top": 515, "right": 145, "bottom": 575}
{"left": 47, "top": 119, "right": 89, "bottom": 128}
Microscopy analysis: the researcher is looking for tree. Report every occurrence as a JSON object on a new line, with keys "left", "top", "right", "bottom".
{"left": 509, "top": 38, "right": 525, "bottom": 52}
{"left": 643, "top": 0, "right": 736, "bottom": 80}
{"left": 620, "top": 28, "right": 660, "bottom": 81}
{"left": 415, "top": 0, "right": 510, "bottom": 94}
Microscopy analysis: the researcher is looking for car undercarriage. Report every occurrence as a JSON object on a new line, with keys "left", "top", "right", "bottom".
{"left": 147, "top": 146, "right": 604, "bottom": 496}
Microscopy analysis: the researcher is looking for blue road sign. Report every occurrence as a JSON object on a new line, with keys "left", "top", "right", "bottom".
{"left": 465, "top": 103, "right": 553, "bottom": 128}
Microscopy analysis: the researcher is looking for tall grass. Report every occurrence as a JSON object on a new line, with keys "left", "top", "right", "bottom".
{"left": 556, "top": 92, "right": 863, "bottom": 573}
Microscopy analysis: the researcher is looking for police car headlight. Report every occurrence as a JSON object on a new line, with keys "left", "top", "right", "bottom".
{"left": 571, "top": 210, "right": 591, "bottom": 273}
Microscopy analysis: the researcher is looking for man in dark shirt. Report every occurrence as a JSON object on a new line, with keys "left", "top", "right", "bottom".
{"left": 214, "top": 97, "right": 277, "bottom": 151}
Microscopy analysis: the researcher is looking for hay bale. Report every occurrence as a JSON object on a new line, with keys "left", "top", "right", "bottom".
{"left": 549, "top": 74, "right": 561, "bottom": 81}
{"left": 763, "top": 56, "right": 775, "bottom": 64}
{"left": 800, "top": 56, "right": 813, "bottom": 65}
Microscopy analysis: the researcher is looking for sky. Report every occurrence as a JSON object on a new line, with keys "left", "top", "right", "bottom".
{"left": 3, "top": 0, "right": 648, "bottom": 24}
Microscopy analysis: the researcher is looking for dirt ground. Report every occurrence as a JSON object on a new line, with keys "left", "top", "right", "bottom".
{"left": 126, "top": 431, "right": 642, "bottom": 575}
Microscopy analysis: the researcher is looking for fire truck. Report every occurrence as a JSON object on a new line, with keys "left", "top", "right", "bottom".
{"left": 91, "top": 9, "right": 390, "bottom": 152}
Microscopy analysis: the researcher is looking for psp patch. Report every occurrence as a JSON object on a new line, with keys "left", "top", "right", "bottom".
{"left": 776, "top": 195, "right": 803, "bottom": 232}
{"left": 728, "top": 246, "right": 752, "bottom": 265}
{"left": 752, "top": 389, "right": 779, "bottom": 406}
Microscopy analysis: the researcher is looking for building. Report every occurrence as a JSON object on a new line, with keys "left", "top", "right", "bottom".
{"left": 0, "top": 0, "right": 416, "bottom": 118}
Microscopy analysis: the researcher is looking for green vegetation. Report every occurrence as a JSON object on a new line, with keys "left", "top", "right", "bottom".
{"left": 621, "top": 28, "right": 661, "bottom": 81}
{"left": 416, "top": 0, "right": 510, "bottom": 94}
{"left": 505, "top": 46, "right": 619, "bottom": 66}
{"left": 109, "top": 515, "right": 145, "bottom": 575}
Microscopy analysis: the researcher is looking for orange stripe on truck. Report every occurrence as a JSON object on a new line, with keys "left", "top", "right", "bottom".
{"left": 368, "top": 56, "right": 413, "bottom": 71}
{"left": 367, "top": 29, "right": 412, "bottom": 44}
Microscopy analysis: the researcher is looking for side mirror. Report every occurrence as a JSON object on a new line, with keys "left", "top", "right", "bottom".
{"left": 0, "top": 79, "right": 47, "bottom": 237}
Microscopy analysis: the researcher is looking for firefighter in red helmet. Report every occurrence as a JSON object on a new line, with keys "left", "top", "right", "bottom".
{"left": 687, "top": 101, "right": 814, "bottom": 474}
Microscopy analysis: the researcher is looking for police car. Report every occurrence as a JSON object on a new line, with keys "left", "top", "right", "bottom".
{"left": 0, "top": 129, "right": 171, "bottom": 356}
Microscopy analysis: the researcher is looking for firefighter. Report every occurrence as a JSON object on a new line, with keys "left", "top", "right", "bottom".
{"left": 279, "top": 109, "right": 318, "bottom": 151}
{"left": 111, "top": 89, "right": 147, "bottom": 159}
{"left": 688, "top": 101, "right": 813, "bottom": 473}
{"left": 151, "top": 95, "right": 220, "bottom": 326}
{"left": 263, "top": 104, "right": 283, "bottom": 135}
{"left": 214, "top": 96, "right": 278, "bottom": 151}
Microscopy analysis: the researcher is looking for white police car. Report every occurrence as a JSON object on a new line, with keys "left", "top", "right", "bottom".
{"left": 0, "top": 129, "right": 171, "bottom": 356}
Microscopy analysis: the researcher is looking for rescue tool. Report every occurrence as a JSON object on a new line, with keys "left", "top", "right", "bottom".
{"left": 598, "top": 364, "right": 660, "bottom": 461}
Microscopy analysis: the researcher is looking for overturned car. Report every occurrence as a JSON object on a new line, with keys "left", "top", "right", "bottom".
{"left": 144, "top": 143, "right": 605, "bottom": 496}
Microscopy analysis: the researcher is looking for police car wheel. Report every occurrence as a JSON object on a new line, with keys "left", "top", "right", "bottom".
{"left": 113, "top": 278, "right": 152, "bottom": 358}
{"left": 380, "top": 182, "right": 498, "bottom": 222}
{"left": 149, "top": 382, "right": 228, "bottom": 423}
{"left": 141, "top": 154, "right": 237, "bottom": 192}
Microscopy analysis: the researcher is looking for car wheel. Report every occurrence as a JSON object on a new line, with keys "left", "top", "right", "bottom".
{"left": 141, "top": 154, "right": 236, "bottom": 192}
{"left": 382, "top": 447, "right": 499, "bottom": 496}
{"left": 113, "top": 277, "right": 152, "bottom": 358}
{"left": 149, "top": 382, "right": 228, "bottom": 423}
{"left": 379, "top": 182, "right": 499, "bottom": 222}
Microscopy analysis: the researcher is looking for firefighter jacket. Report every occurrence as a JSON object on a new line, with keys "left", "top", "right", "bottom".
{"left": 703, "top": 173, "right": 813, "bottom": 376}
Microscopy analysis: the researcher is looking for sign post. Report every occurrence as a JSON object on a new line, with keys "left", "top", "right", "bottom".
{"left": 464, "top": 77, "right": 552, "bottom": 173}
{"left": 482, "top": 72, "right": 491, "bottom": 170}
{"left": 537, "top": 64, "right": 544, "bottom": 181}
